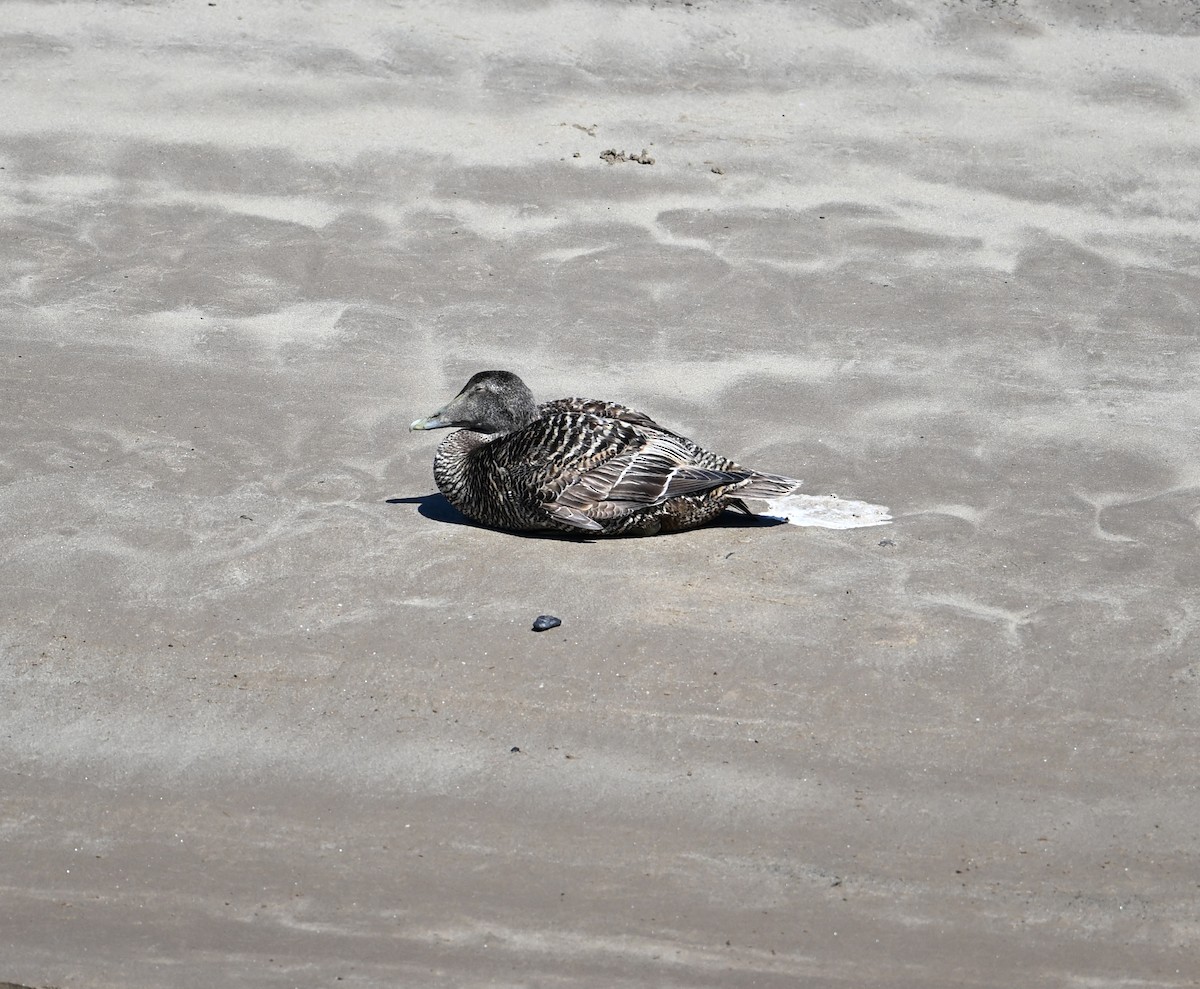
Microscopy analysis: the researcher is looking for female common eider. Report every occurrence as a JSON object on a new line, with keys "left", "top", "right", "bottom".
{"left": 411, "top": 370, "right": 890, "bottom": 537}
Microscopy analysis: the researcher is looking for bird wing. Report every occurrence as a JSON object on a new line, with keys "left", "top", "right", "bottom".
{"left": 539, "top": 397, "right": 684, "bottom": 437}
{"left": 480, "top": 409, "right": 748, "bottom": 530}
{"left": 547, "top": 427, "right": 751, "bottom": 523}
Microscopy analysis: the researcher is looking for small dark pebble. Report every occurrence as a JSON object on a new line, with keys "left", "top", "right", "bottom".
{"left": 532, "top": 614, "right": 562, "bottom": 632}
{"left": 510, "top": 746, "right": 521, "bottom": 753}
{"left": 878, "top": 538, "right": 895, "bottom": 547}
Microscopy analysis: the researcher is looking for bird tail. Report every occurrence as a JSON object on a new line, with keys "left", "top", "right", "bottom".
{"left": 737, "top": 473, "right": 892, "bottom": 529}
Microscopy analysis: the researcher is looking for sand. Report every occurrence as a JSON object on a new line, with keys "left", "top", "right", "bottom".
{"left": 2, "top": 1, "right": 1199, "bottom": 986}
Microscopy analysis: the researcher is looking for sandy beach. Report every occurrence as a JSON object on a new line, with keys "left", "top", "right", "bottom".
{"left": 2, "top": 1, "right": 1199, "bottom": 985}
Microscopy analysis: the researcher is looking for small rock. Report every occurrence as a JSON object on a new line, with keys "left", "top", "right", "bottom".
{"left": 532, "top": 614, "right": 562, "bottom": 632}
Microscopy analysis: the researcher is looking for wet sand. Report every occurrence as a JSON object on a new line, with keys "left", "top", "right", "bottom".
{"left": 2, "top": 1, "right": 1199, "bottom": 986}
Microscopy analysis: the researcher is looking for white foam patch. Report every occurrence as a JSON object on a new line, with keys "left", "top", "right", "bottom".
{"left": 759, "top": 494, "right": 892, "bottom": 529}
{"left": 144, "top": 183, "right": 341, "bottom": 229}
{"left": 237, "top": 300, "right": 348, "bottom": 349}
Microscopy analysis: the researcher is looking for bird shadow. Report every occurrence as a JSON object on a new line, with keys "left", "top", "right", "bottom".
{"left": 385, "top": 493, "right": 785, "bottom": 540}
{"left": 385, "top": 493, "right": 595, "bottom": 541}
{"left": 386, "top": 493, "right": 474, "bottom": 526}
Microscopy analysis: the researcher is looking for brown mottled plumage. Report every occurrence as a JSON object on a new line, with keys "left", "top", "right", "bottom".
{"left": 410, "top": 370, "right": 807, "bottom": 537}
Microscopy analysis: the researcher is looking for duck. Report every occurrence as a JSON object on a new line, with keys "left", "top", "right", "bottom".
{"left": 410, "top": 370, "right": 890, "bottom": 537}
